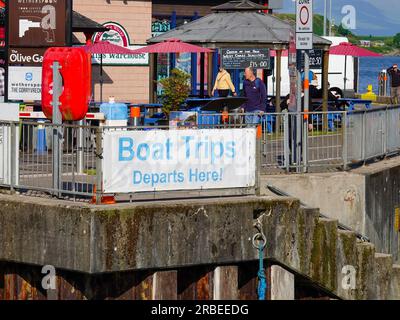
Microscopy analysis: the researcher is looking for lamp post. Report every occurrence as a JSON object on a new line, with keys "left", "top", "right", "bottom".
{"left": 329, "top": 0, "right": 332, "bottom": 36}
{"left": 323, "top": 0, "right": 327, "bottom": 36}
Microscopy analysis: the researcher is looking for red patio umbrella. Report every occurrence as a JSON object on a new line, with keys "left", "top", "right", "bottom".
{"left": 130, "top": 39, "right": 212, "bottom": 98}
{"left": 83, "top": 41, "right": 138, "bottom": 55}
{"left": 82, "top": 41, "right": 141, "bottom": 103}
{"left": 129, "top": 38, "right": 212, "bottom": 54}
{"left": 329, "top": 42, "right": 383, "bottom": 91}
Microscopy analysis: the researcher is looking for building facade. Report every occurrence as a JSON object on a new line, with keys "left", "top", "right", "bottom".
{"left": 73, "top": 0, "right": 279, "bottom": 104}
{"left": 73, "top": 0, "right": 152, "bottom": 104}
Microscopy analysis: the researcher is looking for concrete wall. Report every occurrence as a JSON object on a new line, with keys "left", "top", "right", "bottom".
{"left": 263, "top": 157, "right": 400, "bottom": 263}
{"left": 0, "top": 193, "right": 398, "bottom": 300}
{"left": 262, "top": 173, "right": 366, "bottom": 234}
{"left": 365, "top": 165, "right": 400, "bottom": 263}
{"left": 0, "top": 194, "right": 299, "bottom": 273}
{"left": 73, "top": 0, "right": 152, "bottom": 103}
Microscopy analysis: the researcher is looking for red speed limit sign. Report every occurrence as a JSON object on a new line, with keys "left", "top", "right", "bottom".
{"left": 296, "top": 0, "right": 313, "bottom": 33}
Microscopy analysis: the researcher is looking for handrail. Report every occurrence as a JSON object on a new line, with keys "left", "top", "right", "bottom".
{"left": 267, "top": 184, "right": 371, "bottom": 243}
{"left": 349, "top": 104, "right": 400, "bottom": 115}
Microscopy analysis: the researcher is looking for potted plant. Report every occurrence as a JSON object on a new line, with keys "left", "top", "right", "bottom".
{"left": 158, "top": 68, "right": 191, "bottom": 121}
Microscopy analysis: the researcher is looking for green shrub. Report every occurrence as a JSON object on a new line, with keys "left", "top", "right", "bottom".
{"left": 158, "top": 68, "right": 191, "bottom": 116}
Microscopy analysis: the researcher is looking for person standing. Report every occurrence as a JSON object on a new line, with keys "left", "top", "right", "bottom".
{"left": 211, "top": 66, "right": 237, "bottom": 97}
{"left": 387, "top": 64, "right": 400, "bottom": 105}
{"left": 242, "top": 67, "right": 267, "bottom": 124}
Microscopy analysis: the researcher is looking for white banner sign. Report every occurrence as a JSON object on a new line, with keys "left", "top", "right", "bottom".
{"left": 103, "top": 128, "right": 256, "bottom": 193}
{"left": 8, "top": 66, "right": 42, "bottom": 101}
{"left": 92, "top": 46, "right": 149, "bottom": 66}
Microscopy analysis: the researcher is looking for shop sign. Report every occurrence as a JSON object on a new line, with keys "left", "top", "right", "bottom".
{"left": 152, "top": 20, "right": 171, "bottom": 37}
{"left": 8, "top": 66, "right": 42, "bottom": 101}
{"left": 93, "top": 22, "right": 148, "bottom": 66}
{"left": 8, "top": 48, "right": 46, "bottom": 66}
{"left": 102, "top": 128, "right": 256, "bottom": 193}
{"left": 8, "top": 0, "right": 71, "bottom": 47}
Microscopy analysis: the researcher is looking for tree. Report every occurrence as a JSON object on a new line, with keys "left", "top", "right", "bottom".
{"left": 158, "top": 68, "right": 191, "bottom": 116}
{"left": 393, "top": 33, "right": 400, "bottom": 48}
{"left": 337, "top": 24, "right": 350, "bottom": 37}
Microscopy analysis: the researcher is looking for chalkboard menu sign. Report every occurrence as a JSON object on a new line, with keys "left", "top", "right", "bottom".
{"left": 221, "top": 48, "right": 270, "bottom": 70}
{"left": 297, "top": 49, "right": 323, "bottom": 70}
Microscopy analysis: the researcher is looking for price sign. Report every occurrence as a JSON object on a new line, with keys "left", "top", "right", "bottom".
{"left": 221, "top": 48, "right": 270, "bottom": 70}
{"left": 297, "top": 49, "right": 322, "bottom": 70}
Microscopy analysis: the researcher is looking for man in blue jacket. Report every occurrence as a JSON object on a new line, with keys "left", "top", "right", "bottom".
{"left": 242, "top": 67, "right": 267, "bottom": 124}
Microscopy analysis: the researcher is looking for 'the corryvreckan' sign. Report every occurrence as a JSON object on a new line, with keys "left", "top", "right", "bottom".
{"left": 8, "top": 0, "right": 72, "bottom": 47}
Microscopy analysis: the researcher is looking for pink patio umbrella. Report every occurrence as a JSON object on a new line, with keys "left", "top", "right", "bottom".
{"left": 329, "top": 42, "right": 383, "bottom": 91}
{"left": 129, "top": 38, "right": 213, "bottom": 54}
{"left": 82, "top": 41, "right": 141, "bottom": 102}
{"left": 130, "top": 39, "right": 212, "bottom": 98}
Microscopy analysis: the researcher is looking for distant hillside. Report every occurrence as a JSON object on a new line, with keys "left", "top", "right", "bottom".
{"left": 279, "top": 0, "right": 400, "bottom": 36}
{"left": 274, "top": 13, "right": 326, "bottom": 37}
{"left": 274, "top": 13, "right": 400, "bottom": 56}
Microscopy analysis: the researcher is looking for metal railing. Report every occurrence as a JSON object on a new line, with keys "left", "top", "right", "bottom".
{"left": 1, "top": 106, "right": 400, "bottom": 202}
{"left": 198, "top": 110, "right": 347, "bottom": 172}
{"left": 346, "top": 106, "right": 400, "bottom": 164}
{"left": 0, "top": 120, "right": 260, "bottom": 202}
{"left": 0, "top": 121, "right": 100, "bottom": 199}
{"left": 198, "top": 106, "right": 400, "bottom": 174}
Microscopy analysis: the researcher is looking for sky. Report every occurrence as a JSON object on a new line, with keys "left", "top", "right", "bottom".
{"left": 277, "top": 0, "right": 400, "bottom": 36}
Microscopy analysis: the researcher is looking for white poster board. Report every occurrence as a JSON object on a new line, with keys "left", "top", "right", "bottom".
{"left": 103, "top": 128, "right": 256, "bottom": 193}
{"left": 8, "top": 66, "right": 42, "bottom": 101}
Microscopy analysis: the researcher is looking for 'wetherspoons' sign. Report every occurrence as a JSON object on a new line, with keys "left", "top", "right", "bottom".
{"left": 8, "top": 66, "right": 42, "bottom": 101}
{"left": 103, "top": 129, "right": 256, "bottom": 193}
{"left": 296, "top": 0, "right": 313, "bottom": 50}
{"left": 8, "top": 0, "right": 71, "bottom": 47}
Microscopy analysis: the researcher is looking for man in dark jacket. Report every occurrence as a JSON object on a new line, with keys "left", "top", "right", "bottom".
{"left": 387, "top": 64, "right": 400, "bottom": 105}
{"left": 242, "top": 67, "right": 267, "bottom": 124}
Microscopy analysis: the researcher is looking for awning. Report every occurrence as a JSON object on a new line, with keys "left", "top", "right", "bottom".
{"left": 72, "top": 11, "right": 109, "bottom": 33}
{"left": 148, "top": 0, "right": 331, "bottom": 50}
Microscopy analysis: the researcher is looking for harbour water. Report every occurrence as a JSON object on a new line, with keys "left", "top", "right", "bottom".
{"left": 359, "top": 56, "right": 400, "bottom": 93}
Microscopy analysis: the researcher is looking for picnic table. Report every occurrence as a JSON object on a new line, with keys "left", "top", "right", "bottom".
{"left": 337, "top": 98, "right": 372, "bottom": 111}
{"left": 130, "top": 103, "right": 164, "bottom": 126}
